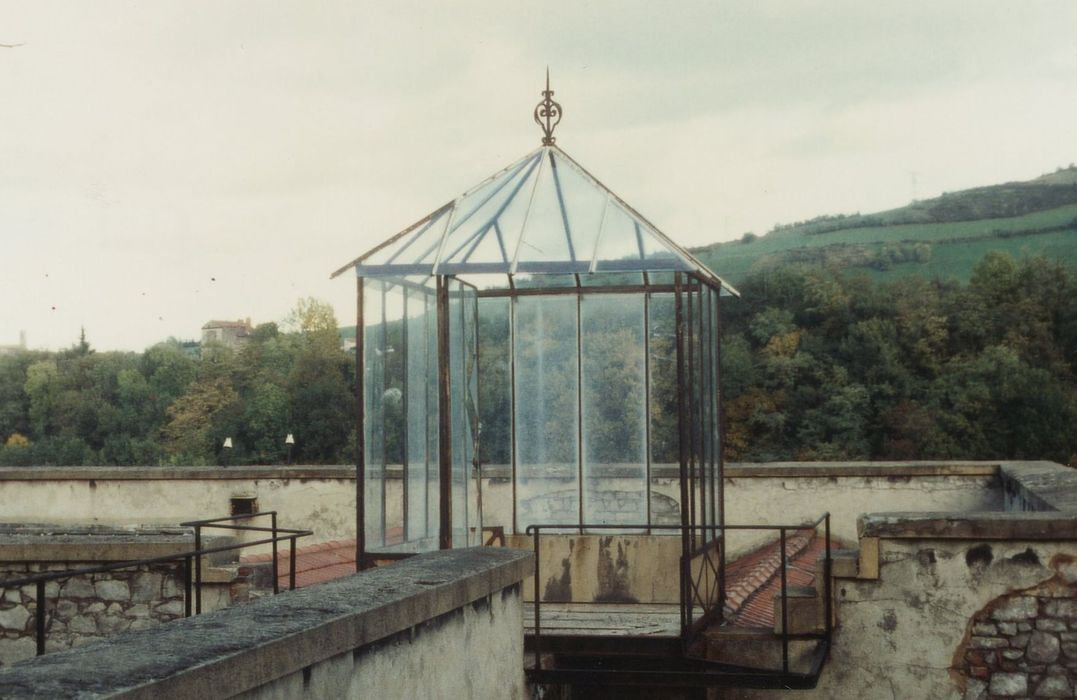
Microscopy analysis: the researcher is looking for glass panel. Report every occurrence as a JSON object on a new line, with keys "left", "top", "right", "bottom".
{"left": 362, "top": 209, "right": 449, "bottom": 266}
{"left": 465, "top": 283, "right": 481, "bottom": 546}
{"left": 648, "top": 293, "right": 680, "bottom": 526}
{"left": 581, "top": 295, "right": 647, "bottom": 528}
{"left": 382, "top": 284, "right": 406, "bottom": 547}
{"left": 514, "top": 295, "right": 579, "bottom": 532}
{"left": 516, "top": 153, "right": 574, "bottom": 268}
{"left": 579, "top": 271, "right": 645, "bottom": 288}
{"left": 406, "top": 285, "right": 438, "bottom": 546}
{"left": 449, "top": 156, "right": 542, "bottom": 267}
{"left": 593, "top": 203, "right": 644, "bottom": 271}
{"left": 513, "top": 273, "right": 578, "bottom": 289}
{"left": 362, "top": 280, "right": 385, "bottom": 548}
{"left": 478, "top": 297, "right": 512, "bottom": 532}
{"left": 548, "top": 151, "right": 609, "bottom": 266}
{"left": 449, "top": 280, "right": 481, "bottom": 547}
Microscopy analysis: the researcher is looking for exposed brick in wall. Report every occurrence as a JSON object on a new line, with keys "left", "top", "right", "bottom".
{"left": 0, "top": 562, "right": 184, "bottom": 666}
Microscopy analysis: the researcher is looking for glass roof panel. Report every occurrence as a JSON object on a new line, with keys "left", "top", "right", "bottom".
{"left": 337, "top": 145, "right": 736, "bottom": 296}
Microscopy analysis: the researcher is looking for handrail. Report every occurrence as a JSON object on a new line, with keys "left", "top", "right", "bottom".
{"left": 0, "top": 513, "right": 312, "bottom": 657}
{"left": 524, "top": 513, "right": 833, "bottom": 682}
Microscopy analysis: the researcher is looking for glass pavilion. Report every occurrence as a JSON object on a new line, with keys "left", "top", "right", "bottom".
{"left": 333, "top": 80, "right": 738, "bottom": 568}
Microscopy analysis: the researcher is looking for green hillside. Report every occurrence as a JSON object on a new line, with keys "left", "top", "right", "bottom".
{"left": 695, "top": 166, "right": 1077, "bottom": 286}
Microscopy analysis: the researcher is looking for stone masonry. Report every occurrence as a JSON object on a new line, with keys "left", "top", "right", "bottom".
{"left": 0, "top": 562, "right": 185, "bottom": 667}
{"left": 958, "top": 577, "right": 1077, "bottom": 699}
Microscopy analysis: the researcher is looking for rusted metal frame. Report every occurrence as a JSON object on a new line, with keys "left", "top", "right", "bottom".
{"left": 289, "top": 536, "right": 297, "bottom": 590}
{"left": 184, "top": 556, "right": 192, "bottom": 617}
{"left": 686, "top": 278, "right": 697, "bottom": 552}
{"left": 674, "top": 273, "right": 690, "bottom": 635}
{"left": 401, "top": 288, "right": 410, "bottom": 543}
{"left": 436, "top": 276, "right": 453, "bottom": 550}
{"left": 271, "top": 511, "right": 279, "bottom": 595}
{"left": 824, "top": 513, "right": 833, "bottom": 648}
{"left": 780, "top": 527, "right": 790, "bottom": 674}
{"left": 457, "top": 279, "right": 470, "bottom": 540}
{"left": 379, "top": 280, "right": 389, "bottom": 547}
{"left": 715, "top": 291, "right": 726, "bottom": 613}
{"left": 532, "top": 526, "right": 542, "bottom": 671}
{"left": 471, "top": 287, "right": 482, "bottom": 546}
{"left": 576, "top": 291, "right": 585, "bottom": 534}
{"left": 35, "top": 580, "right": 45, "bottom": 655}
{"left": 509, "top": 296, "right": 519, "bottom": 535}
{"left": 476, "top": 283, "right": 676, "bottom": 299}
{"left": 424, "top": 290, "right": 435, "bottom": 541}
{"left": 354, "top": 283, "right": 366, "bottom": 568}
{"left": 643, "top": 291, "right": 653, "bottom": 533}
{"left": 194, "top": 525, "right": 202, "bottom": 614}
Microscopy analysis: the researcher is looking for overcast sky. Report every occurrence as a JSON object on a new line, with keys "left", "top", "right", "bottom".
{"left": 2, "top": 1, "right": 1076, "bottom": 352}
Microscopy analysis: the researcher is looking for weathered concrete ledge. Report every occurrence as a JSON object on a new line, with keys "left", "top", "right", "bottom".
{"left": 859, "top": 511, "right": 1077, "bottom": 540}
{"left": 0, "top": 525, "right": 194, "bottom": 562}
{"left": 1000, "top": 460, "right": 1077, "bottom": 513}
{"left": 0, "top": 465, "right": 355, "bottom": 481}
{"left": 726, "top": 460, "right": 1000, "bottom": 478}
{"left": 0, "top": 547, "right": 532, "bottom": 699}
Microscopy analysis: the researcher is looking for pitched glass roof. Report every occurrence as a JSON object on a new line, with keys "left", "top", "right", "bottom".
{"left": 333, "top": 145, "right": 737, "bottom": 295}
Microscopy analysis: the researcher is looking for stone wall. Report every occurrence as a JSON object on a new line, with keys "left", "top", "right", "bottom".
{"left": 0, "top": 562, "right": 184, "bottom": 666}
{"left": 0, "top": 525, "right": 197, "bottom": 667}
{"left": 0, "top": 548, "right": 533, "bottom": 700}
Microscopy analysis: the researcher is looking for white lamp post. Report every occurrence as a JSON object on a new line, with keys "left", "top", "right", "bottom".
{"left": 285, "top": 433, "right": 295, "bottom": 465}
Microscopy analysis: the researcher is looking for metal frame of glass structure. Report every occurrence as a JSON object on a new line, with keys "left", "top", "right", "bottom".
{"left": 333, "top": 82, "right": 737, "bottom": 569}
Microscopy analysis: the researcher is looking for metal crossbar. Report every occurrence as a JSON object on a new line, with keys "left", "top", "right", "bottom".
{"left": 0, "top": 511, "right": 312, "bottom": 657}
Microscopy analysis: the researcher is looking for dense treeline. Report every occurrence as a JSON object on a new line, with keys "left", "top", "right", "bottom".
{"left": 0, "top": 254, "right": 1074, "bottom": 467}
{"left": 0, "top": 299, "right": 355, "bottom": 466}
{"left": 721, "top": 252, "right": 1077, "bottom": 464}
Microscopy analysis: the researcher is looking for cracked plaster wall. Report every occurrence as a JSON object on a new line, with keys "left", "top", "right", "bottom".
{"left": 730, "top": 538, "right": 1077, "bottom": 700}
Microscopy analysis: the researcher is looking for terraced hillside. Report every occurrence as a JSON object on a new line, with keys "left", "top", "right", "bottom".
{"left": 695, "top": 166, "right": 1077, "bottom": 285}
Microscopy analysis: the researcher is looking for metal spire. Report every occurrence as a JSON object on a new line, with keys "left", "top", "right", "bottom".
{"left": 533, "top": 68, "right": 562, "bottom": 146}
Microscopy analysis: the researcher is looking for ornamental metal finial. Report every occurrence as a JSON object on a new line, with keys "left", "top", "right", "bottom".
{"left": 533, "top": 68, "right": 562, "bottom": 146}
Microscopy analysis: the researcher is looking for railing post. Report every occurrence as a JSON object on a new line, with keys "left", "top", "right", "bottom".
{"left": 184, "top": 555, "right": 193, "bottom": 618}
{"left": 35, "top": 580, "right": 45, "bottom": 656}
{"left": 532, "top": 527, "right": 541, "bottom": 672}
{"left": 194, "top": 525, "right": 203, "bottom": 615}
{"left": 825, "top": 513, "right": 833, "bottom": 640}
{"left": 271, "top": 512, "right": 280, "bottom": 595}
{"left": 289, "top": 536, "right": 297, "bottom": 590}
{"left": 780, "top": 527, "right": 789, "bottom": 674}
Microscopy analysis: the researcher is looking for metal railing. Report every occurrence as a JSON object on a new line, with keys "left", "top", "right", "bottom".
{"left": 0, "top": 511, "right": 311, "bottom": 656}
{"left": 525, "top": 513, "right": 833, "bottom": 680}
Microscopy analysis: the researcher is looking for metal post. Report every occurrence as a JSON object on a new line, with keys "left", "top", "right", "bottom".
{"left": 194, "top": 525, "right": 202, "bottom": 615}
{"left": 436, "top": 276, "right": 453, "bottom": 550}
{"left": 780, "top": 527, "right": 789, "bottom": 674}
{"left": 576, "top": 291, "right": 584, "bottom": 534}
{"left": 643, "top": 291, "right": 652, "bottom": 533}
{"left": 356, "top": 276, "right": 365, "bottom": 571}
{"left": 271, "top": 511, "right": 280, "bottom": 595}
{"left": 674, "top": 274, "right": 689, "bottom": 562}
{"left": 289, "top": 536, "right": 298, "bottom": 590}
{"left": 184, "top": 555, "right": 193, "bottom": 617}
{"left": 35, "top": 580, "right": 45, "bottom": 656}
{"left": 825, "top": 513, "right": 833, "bottom": 640}
{"left": 532, "top": 527, "right": 542, "bottom": 671}
{"left": 401, "top": 287, "right": 410, "bottom": 543}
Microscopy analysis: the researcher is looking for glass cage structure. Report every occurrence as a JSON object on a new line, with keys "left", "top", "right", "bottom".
{"left": 334, "top": 126, "right": 737, "bottom": 567}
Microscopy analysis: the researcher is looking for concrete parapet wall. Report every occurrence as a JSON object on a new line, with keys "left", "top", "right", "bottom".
{"left": 0, "top": 466, "right": 356, "bottom": 545}
{"left": 0, "top": 547, "right": 533, "bottom": 699}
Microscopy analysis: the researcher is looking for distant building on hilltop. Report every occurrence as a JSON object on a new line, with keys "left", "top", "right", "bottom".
{"left": 0, "top": 332, "right": 26, "bottom": 357}
{"left": 200, "top": 319, "right": 252, "bottom": 351}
